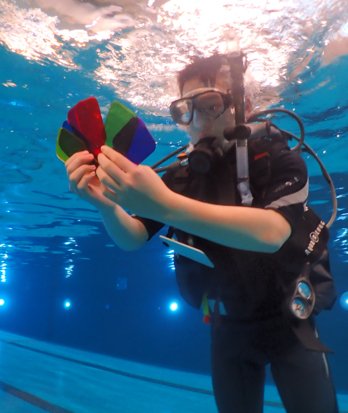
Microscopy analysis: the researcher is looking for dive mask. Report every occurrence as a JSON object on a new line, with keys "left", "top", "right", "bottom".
{"left": 170, "top": 89, "right": 234, "bottom": 125}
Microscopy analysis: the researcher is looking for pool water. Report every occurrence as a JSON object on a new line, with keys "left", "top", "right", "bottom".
{"left": 0, "top": 1, "right": 348, "bottom": 411}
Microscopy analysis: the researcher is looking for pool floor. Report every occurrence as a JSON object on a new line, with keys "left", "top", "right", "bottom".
{"left": 0, "top": 331, "right": 346, "bottom": 412}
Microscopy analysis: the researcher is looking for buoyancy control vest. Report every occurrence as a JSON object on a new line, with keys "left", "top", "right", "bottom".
{"left": 163, "top": 125, "right": 336, "bottom": 325}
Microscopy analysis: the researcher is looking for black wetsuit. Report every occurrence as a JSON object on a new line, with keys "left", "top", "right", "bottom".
{"left": 135, "top": 133, "right": 338, "bottom": 413}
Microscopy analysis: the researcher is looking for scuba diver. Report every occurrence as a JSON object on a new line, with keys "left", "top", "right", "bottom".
{"left": 65, "top": 52, "right": 338, "bottom": 413}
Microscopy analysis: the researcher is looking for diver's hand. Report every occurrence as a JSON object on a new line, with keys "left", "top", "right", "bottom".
{"left": 97, "top": 145, "right": 174, "bottom": 220}
{"left": 65, "top": 151, "right": 115, "bottom": 210}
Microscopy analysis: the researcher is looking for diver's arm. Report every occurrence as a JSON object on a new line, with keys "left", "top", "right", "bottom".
{"left": 98, "top": 203, "right": 149, "bottom": 251}
{"left": 104, "top": 186, "right": 289, "bottom": 253}
{"left": 97, "top": 146, "right": 290, "bottom": 253}
{"left": 159, "top": 195, "right": 291, "bottom": 253}
{"left": 160, "top": 150, "right": 308, "bottom": 253}
{"left": 65, "top": 150, "right": 148, "bottom": 251}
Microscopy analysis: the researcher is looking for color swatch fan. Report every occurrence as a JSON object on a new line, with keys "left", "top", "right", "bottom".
{"left": 56, "top": 97, "right": 156, "bottom": 164}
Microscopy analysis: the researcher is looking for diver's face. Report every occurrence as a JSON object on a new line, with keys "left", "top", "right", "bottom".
{"left": 181, "top": 76, "right": 236, "bottom": 145}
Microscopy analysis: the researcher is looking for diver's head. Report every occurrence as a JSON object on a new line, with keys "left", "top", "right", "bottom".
{"left": 170, "top": 53, "right": 253, "bottom": 145}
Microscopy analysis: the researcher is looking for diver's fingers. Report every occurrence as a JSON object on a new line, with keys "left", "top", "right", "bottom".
{"left": 102, "top": 187, "right": 119, "bottom": 204}
{"left": 69, "top": 164, "right": 96, "bottom": 192}
{"left": 75, "top": 171, "right": 97, "bottom": 193}
{"left": 97, "top": 152, "right": 129, "bottom": 187}
{"left": 65, "top": 151, "right": 94, "bottom": 175}
{"left": 99, "top": 145, "right": 136, "bottom": 173}
{"left": 96, "top": 165, "right": 122, "bottom": 192}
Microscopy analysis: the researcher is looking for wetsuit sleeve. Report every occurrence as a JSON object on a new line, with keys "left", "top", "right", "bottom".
{"left": 261, "top": 148, "right": 308, "bottom": 233}
{"left": 132, "top": 214, "right": 164, "bottom": 240}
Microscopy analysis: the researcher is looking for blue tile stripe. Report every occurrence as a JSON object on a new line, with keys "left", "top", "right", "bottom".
{"left": 0, "top": 380, "right": 73, "bottom": 413}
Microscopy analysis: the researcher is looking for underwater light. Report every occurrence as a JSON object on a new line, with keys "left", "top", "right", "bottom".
{"left": 0, "top": 298, "right": 5, "bottom": 306}
{"left": 63, "top": 299, "right": 72, "bottom": 310}
{"left": 339, "top": 292, "right": 348, "bottom": 311}
{"left": 169, "top": 301, "right": 179, "bottom": 312}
